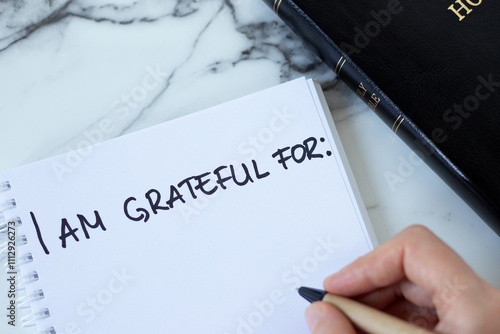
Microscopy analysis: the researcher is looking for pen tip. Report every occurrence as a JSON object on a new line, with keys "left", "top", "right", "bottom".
{"left": 297, "top": 287, "right": 327, "bottom": 303}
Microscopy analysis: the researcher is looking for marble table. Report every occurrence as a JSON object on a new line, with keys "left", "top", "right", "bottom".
{"left": 1, "top": 1, "right": 499, "bottom": 333}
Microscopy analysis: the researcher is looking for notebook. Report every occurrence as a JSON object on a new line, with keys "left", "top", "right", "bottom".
{"left": 0, "top": 77, "right": 376, "bottom": 334}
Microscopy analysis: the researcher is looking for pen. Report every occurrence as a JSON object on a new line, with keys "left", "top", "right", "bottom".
{"left": 298, "top": 287, "right": 434, "bottom": 334}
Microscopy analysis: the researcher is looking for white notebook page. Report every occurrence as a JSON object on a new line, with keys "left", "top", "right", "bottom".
{"left": 0, "top": 78, "right": 375, "bottom": 333}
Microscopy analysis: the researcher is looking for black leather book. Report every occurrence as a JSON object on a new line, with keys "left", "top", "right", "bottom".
{"left": 263, "top": 0, "right": 500, "bottom": 235}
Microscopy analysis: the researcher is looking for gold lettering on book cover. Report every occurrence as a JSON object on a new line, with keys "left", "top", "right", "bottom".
{"left": 368, "top": 93, "right": 381, "bottom": 111}
{"left": 356, "top": 82, "right": 367, "bottom": 99}
{"left": 448, "top": 0, "right": 482, "bottom": 21}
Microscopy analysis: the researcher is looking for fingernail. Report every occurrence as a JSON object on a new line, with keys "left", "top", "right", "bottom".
{"left": 305, "top": 304, "right": 323, "bottom": 330}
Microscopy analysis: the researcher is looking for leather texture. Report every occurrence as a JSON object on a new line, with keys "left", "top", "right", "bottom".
{"left": 263, "top": 0, "right": 500, "bottom": 235}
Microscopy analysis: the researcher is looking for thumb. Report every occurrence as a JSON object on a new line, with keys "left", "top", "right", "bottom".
{"left": 305, "top": 302, "right": 357, "bottom": 334}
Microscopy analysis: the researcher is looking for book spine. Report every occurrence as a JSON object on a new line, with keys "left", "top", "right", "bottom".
{"left": 0, "top": 181, "right": 55, "bottom": 333}
{"left": 263, "top": 0, "right": 500, "bottom": 234}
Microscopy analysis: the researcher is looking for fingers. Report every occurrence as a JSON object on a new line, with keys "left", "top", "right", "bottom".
{"left": 305, "top": 302, "right": 356, "bottom": 334}
{"left": 354, "top": 280, "right": 435, "bottom": 310}
{"left": 382, "top": 299, "right": 438, "bottom": 330}
{"left": 324, "top": 225, "right": 479, "bottom": 307}
{"left": 320, "top": 224, "right": 500, "bottom": 333}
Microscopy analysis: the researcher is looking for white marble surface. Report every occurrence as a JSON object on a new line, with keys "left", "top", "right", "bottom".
{"left": 0, "top": 1, "right": 499, "bottom": 333}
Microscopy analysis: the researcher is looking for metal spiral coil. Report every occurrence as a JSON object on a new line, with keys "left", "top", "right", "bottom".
{"left": 1, "top": 180, "right": 56, "bottom": 333}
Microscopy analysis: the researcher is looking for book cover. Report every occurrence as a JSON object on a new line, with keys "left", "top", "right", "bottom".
{"left": 263, "top": 0, "right": 500, "bottom": 235}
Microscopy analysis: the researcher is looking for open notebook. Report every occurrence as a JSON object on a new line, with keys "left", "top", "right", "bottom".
{"left": 0, "top": 78, "right": 376, "bottom": 333}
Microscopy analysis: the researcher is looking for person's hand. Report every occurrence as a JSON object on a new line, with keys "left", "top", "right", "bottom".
{"left": 304, "top": 225, "right": 500, "bottom": 333}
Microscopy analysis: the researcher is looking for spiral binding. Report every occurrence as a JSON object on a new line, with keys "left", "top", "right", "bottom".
{"left": 1, "top": 181, "right": 55, "bottom": 333}
{"left": 1, "top": 234, "right": 27, "bottom": 261}
{"left": 16, "top": 271, "right": 39, "bottom": 291}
